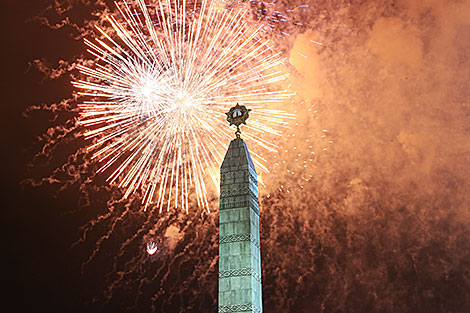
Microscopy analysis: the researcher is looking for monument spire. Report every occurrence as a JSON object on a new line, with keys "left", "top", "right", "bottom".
{"left": 218, "top": 104, "right": 262, "bottom": 313}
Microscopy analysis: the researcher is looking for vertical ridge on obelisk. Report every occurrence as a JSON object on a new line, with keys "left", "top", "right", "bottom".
{"left": 218, "top": 104, "right": 262, "bottom": 313}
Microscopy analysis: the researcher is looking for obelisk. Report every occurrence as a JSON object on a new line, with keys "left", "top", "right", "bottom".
{"left": 218, "top": 104, "right": 262, "bottom": 313}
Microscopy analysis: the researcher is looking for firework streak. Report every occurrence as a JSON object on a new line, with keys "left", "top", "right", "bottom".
{"left": 73, "top": 0, "right": 292, "bottom": 212}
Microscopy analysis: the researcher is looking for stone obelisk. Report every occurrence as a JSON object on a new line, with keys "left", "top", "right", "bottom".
{"left": 218, "top": 104, "right": 262, "bottom": 313}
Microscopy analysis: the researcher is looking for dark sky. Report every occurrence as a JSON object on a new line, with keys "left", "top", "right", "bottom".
{"left": 3, "top": 0, "right": 470, "bottom": 312}
{"left": 3, "top": 1, "right": 84, "bottom": 312}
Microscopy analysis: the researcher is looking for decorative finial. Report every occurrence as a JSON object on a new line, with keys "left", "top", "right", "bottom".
{"left": 225, "top": 103, "right": 251, "bottom": 138}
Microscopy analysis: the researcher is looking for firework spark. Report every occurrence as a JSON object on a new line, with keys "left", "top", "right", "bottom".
{"left": 73, "top": 0, "right": 292, "bottom": 213}
{"left": 146, "top": 241, "right": 158, "bottom": 255}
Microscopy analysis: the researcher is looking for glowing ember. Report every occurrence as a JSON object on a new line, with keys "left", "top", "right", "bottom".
{"left": 146, "top": 241, "right": 158, "bottom": 255}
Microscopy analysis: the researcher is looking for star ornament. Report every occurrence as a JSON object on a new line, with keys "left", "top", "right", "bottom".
{"left": 226, "top": 103, "right": 251, "bottom": 127}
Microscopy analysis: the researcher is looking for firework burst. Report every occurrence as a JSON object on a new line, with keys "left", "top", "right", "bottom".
{"left": 73, "top": 0, "right": 292, "bottom": 213}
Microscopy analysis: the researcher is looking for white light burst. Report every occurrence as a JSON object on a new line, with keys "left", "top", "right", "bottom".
{"left": 73, "top": 0, "right": 292, "bottom": 212}
{"left": 146, "top": 241, "right": 158, "bottom": 255}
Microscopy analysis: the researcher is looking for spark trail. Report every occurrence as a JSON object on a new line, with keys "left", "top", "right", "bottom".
{"left": 73, "top": 0, "right": 292, "bottom": 213}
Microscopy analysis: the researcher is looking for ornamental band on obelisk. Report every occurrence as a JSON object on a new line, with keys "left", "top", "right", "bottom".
{"left": 218, "top": 104, "right": 263, "bottom": 313}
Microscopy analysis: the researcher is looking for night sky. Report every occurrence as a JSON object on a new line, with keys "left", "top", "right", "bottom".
{"left": 3, "top": 0, "right": 470, "bottom": 312}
